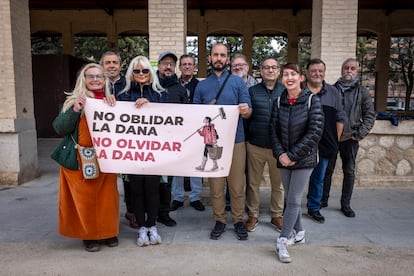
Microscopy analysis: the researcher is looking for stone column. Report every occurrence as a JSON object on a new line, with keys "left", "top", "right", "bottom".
{"left": 311, "top": 0, "right": 358, "bottom": 83}
{"left": 148, "top": 0, "right": 186, "bottom": 64}
{"left": 0, "top": 0, "right": 39, "bottom": 185}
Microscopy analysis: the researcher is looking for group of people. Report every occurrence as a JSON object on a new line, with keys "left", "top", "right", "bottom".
{"left": 51, "top": 43, "right": 375, "bottom": 264}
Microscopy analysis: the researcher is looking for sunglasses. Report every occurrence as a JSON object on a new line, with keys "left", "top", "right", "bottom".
{"left": 133, "top": 69, "right": 150, "bottom": 74}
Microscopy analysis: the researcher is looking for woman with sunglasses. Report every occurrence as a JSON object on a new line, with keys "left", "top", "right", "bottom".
{"left": 118, "top": 56, "right": 165, "bottom": 247}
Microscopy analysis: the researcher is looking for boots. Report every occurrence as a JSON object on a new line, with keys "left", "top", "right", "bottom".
{"left": 211, "top": 160, "right": 218, "bottom": 171}
{"left": 196, "top": 157, "right": 207, "bottom": 171}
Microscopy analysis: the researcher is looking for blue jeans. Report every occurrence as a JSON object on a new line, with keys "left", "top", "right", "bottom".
{"left": 306, "top": 157, "right": 329, "bottom": 211}
{"left": 172, "top": 176, "right": 203, "bottom": 202}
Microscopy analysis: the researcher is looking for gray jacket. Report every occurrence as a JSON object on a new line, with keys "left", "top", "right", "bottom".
{"left": 334, "top": 81, "right": 375, "bottom": 141}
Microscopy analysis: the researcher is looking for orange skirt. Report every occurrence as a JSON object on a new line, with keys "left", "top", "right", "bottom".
{"left": 58, "top": 115, "right": 119, "bottom": 240}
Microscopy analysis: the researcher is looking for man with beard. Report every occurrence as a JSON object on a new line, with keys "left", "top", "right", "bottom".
{"left": 156, "top": 51, "right": 188, "bottom": 227}
{"left": 323, "top": 58, "right": 375, "bottom": 218}
{"left": 194, "top": 43, "right": 252, "bottom": 241}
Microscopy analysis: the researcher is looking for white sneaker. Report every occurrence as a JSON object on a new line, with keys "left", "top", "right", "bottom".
{"left": 287, "top": 230, "right": 306, "bottom": 246}
{"left": 148, "top": 226, "right": 162, "bottom": 245}
{"left": 137, "top": 227, "right": 149, "bottom": 247}
{"left": 276, "top": 237, "right": 292, "bottom": 263}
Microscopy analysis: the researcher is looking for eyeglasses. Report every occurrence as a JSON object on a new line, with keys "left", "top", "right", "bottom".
{"left": 85, "top": 74, "right": 105, "bottom": 80}
{"left": 231, "top": 63, "right": 247, "bottom": 68}
{"left": 133, "top": 69, "right": 150, "bottom": 74}
{"left": 262, "top": 65, "right": 279, "bottom": 70}
{"left": 159, "top": 61, "right": 176, "bottom": 67}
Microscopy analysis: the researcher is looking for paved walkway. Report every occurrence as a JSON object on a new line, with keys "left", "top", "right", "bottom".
{"left": 0, "top": 139, "right": 413, "bottom": 275}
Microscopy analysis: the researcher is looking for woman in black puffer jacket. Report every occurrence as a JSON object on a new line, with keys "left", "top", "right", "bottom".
{"left": 270, "top": 63, "right": 324, "bottom": 263}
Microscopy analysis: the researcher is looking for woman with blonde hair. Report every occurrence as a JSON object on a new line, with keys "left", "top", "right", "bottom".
{"left": 117, "top": 56, "right": 165, "bottom": 247}
{"left": 51, "top": 63, "right": 119, "bottom": 252}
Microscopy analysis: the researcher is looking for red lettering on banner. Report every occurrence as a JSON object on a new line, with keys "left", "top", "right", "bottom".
{"left": 97, "top": 149, "right": 107, "bottom": 159}
{"left": 115, "top": 139, "right": 182, "bottom": 151}
{"left": 112, "top": 150, "right": 156, "bottom": 162}
{"left": 93, "top": 137, "right": 112, "bottom": 147}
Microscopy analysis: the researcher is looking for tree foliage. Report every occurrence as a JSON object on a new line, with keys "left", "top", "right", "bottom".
{"left": 118, "top": 36, "right": 149, "bottom": 71}
{"left": 31, "top": 35, "right": 62, "bottom": 55}
{"left": 73, "top": 36, "right": 107, "bottom": 62}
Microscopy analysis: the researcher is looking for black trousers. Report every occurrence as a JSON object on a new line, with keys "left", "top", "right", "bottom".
{"left": 129, "top": 175, "right": 160, "bottom": 227}
{"left": 158, "top": 176, "right": 172, "bottom": 216}
{"left": 323, "top": 139, "right": 359, "bottom": 207}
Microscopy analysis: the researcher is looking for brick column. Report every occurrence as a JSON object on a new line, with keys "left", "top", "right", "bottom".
{"left": 148, "top": 0, "right": 186, "bottom": 64}
{"left": 311, "top": 0, "right": 358, "bottom": 83}
{"left": 0, "top": 0, "right": 39, "bottom": 185}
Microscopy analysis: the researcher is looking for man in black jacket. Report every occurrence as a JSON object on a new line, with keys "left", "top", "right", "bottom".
{"left": 304, "top": 59, "right": 345, "bottom": 224}
{"left": 156, "top": 51, "right": 188, "bottom": 226}
{"left": 323, "top": 58, "right": 375, "bottom": 218}
{"left": 245, "top": 57, "right": 285, "bottom": 232}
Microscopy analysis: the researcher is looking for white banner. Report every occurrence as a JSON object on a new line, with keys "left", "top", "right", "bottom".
{"left": 83, "top": 98, "right": 239, "bottom": 177}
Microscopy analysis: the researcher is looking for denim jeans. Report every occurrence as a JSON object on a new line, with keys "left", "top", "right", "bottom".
{"left": 172, "top": 176, "right": 203, "bottom": 202}
{"left": 307, "top": 156, "right": 329, "bottom": 211}
{"left": 322, "top": 154, "right": 337, "bottom": 203}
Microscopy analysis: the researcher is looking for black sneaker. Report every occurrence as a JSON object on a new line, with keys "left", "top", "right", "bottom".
{"left": 320, "top": 200, "right": 328, "bottom": 208}
{"left": 234, "top": 221, "right": 248, "bottom": 240}
{"left": 170, "top": 200, "right": 184, "bottom": 211}
{"left": 190, "top": 200, "right": 205, "bottom": 211}
{"left": 157, "top": 214, "right": 177, "bottom": 227}
{"left": 341, "top": 206, "right": 356, "bottom": 217}
{"left": 308, "top": 209, "right": 325, "bottom": 223}
{"left": 210, "top": 221, "right": 226, "bottom": 240}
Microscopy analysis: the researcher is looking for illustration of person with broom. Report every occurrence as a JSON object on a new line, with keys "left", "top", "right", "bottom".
{"left": 196, "top": 116, "right": 220, "bottom": 171}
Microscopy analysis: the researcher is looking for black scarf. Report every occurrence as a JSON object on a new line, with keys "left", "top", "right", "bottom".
{"left": 158, "top": 72, "right": 178, "bottom": 88}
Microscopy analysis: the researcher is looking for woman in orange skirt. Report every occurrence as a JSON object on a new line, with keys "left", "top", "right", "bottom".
{"left": 51, "top": 63, "right": 119, "bottom": 252}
